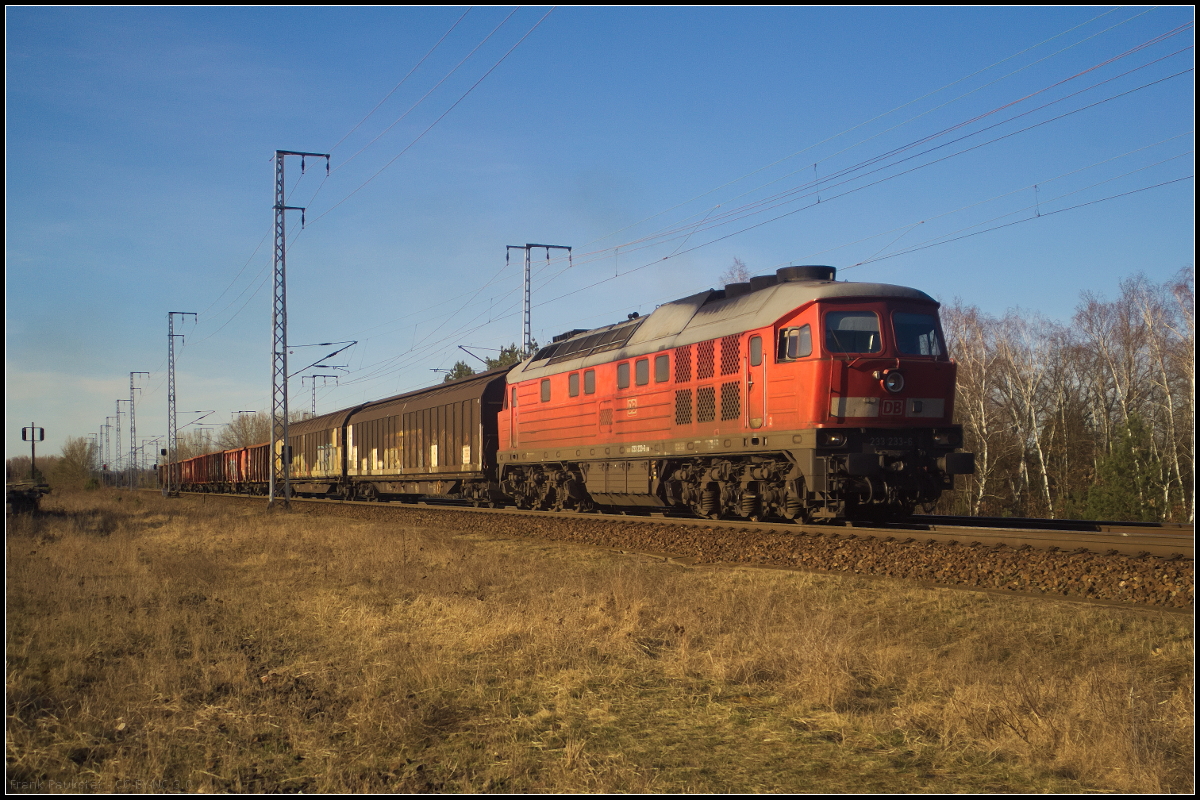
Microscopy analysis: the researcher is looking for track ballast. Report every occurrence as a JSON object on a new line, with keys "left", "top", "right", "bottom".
{"left": 179, "top": 492, "right": 1194, "bottom": 610}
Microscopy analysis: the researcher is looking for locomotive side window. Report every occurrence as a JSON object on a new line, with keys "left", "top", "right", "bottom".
{"left": 654, "top": 354, "right": 669, "bottom": 383}
{"left": 569, "top": 372, "right": 580, "bottom": 397}
{"left": 635, "top": 358, "right": 649, "bottom": 386}
{"left": 617, "top": 362, "right": 631, "bottom": 389}
{"left": 540, "top": 379, "right": 551, "bottom": 403}
{"left": 778, "top": 325, "right": 812, "bottom": 360}
{"left": 584, "top": 369, "right": 595, "bottom": 394}
{"left": 825, "top": 311, "right": 881, "bottom": 354}
{"left": 749, "top": 336, "right": 763, "bottom": 366}
{"left": 893, "top": 312, "right": 945, "bottom": 356}
{"left": 510, "top": 387, "right": 517, "bottom": 407}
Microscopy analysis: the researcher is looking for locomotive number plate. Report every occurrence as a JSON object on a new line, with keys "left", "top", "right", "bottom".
{"left": 868, "top": 436, "right": 915, "bottom": 448}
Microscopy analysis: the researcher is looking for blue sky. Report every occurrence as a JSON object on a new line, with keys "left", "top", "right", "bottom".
{"left": 5, "top": 6, "right": 1194, "bottom": 461}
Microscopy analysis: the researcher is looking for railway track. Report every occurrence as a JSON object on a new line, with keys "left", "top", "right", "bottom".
{"left": 170, "top": 491, "right": 1194, "bottom": 609}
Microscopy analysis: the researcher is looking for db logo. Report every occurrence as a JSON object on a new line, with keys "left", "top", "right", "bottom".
{"left": 881, "top": 399, "right": 905, "bottom": 416}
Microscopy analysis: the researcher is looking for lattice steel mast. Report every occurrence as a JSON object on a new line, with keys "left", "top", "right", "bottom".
{"left": 103, "top": 417, "right": 114, "bottom": 479}
{"left": 302, "top": 374, "right": 339, "bottom": 417}
{"left": 270, "top": 150, "right": 329, "bottom": 507}
{"left": 165, "top": 312, "right": 196, "bottom": 497}
{"left": 116, "top": 399, "right": 129, "bottom": 476}
{"left": 129, "top": 371, "right": 149, "bottom": 489}
{"left": 507, "top": 244, "right": 571, "bottom": 355}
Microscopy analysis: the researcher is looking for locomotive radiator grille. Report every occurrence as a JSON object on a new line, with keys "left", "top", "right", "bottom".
{"left": 720, "top": 381, "right": 741, "bottom": 421}
{"left": 697, "top": 386, "right": 717, "bottom": 423}
{"left": 675, "top": 344, "right": 692, "bottom": 383}
{"left": 720, "top": 335, "right": 740, "bottom": 376}
{"left": 697, "top": 340, "right": 715, "bottom": 380}
{"left": 674, "top": 389, "right": 693, "bottom": 425}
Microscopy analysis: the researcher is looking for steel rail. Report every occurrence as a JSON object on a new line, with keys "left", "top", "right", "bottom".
{"left": 904, "top": 513, "right": 1192, "bottom": 534}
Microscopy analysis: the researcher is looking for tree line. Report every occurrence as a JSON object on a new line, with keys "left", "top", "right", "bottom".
{"left": 940, "top": 268, "right": 1193, "bottom": 522}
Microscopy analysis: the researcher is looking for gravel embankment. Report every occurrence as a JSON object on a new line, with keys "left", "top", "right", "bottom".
{"left": 277, "top": 501, "right": 1193, "bottom": 609}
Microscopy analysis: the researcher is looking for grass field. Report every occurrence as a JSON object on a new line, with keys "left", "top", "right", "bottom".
{"left": 6, "top": 490, "right": 1193, "bottom": 793}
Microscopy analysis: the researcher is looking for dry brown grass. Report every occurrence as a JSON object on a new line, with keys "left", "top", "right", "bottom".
{"left": 6, "top": 490, "right": 1193, "bottom": 793}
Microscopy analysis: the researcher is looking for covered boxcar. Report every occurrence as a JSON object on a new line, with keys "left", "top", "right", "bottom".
{"left": 288, "top": 368, "right": 509, "bottom": 502}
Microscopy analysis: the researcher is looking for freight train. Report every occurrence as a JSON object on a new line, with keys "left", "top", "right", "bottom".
{"left": 162, "top": 266, "right": 975, "bottom": 522}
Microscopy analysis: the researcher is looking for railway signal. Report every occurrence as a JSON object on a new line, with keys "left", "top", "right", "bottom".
{"left": 20, "top": 424, "right": 45, "bottom": 482}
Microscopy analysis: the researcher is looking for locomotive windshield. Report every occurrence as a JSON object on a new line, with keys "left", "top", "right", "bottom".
{"left": 893, "top": 312, "right": 945, "bottom": 356}
{"left": 825, "top": 311, "right": 881, "bottom": 353}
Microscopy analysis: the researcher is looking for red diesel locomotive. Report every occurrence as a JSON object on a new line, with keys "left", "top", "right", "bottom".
{"left": 164, "top": 265, "right": 974, "bottom": 521}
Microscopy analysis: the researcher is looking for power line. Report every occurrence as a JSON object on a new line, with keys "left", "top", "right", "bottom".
{"left": 329, "top": 8, "right": 474, "bottom": 154}
{"left": 333, "top": 7, "right": 517, "bottom": 173}
{"left": 306, "top": 8, "right": 556, "bottom": 226}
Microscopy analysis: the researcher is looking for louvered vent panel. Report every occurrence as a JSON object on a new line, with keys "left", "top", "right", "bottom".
{"left": 720, "top": 381, "right": 741, "bottom": 421}
{"left": 720, "top": 335, "right": 740, "bottom": 376}
{"left": 697, "top": 386, "right": 717, "bottom": 423}
{"left": 675, "top": 345, "right": 692, "bottom": 383}
{"left": 697, "top": 340, "right": 715, "bottom": 380}
{"left": 674, "top": 389, "right": 693, "bottom": 425}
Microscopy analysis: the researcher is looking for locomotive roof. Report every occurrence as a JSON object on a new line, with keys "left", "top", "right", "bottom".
{"left": 511, "top": 277, "right": 937, "bottom": 381}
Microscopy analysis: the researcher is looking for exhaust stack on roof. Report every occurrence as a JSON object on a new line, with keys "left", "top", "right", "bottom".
{"left": 777, "top": 265, "right": 836, "bottom": 283}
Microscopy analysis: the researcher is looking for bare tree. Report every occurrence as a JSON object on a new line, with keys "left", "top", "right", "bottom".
{"left": 993, "top": 312, "right": 1061, "bottom": 516}
{"left": 1165, "top": 267, "right": 1195, "bottom": 521}
{"left": 216, "top": 412, "right": 272, "bottom": 450}
{"left": 7, "top": 455, "right": 61, "bottom": 484}
{"left": 52, "top": 436, "right": 97, "bottom": 489}
{"left": 718, "top": 257, "right": 751, "bottom": 286}
{"left": 942, "top": 302, "right": 1008, "bottom": 515}
{"left": 174, "top": 429, "right": 220, "bottom": 460}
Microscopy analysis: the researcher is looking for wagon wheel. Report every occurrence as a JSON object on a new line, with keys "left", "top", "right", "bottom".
{"left": 358, "top": 484, "right": 379, "bottom": 502}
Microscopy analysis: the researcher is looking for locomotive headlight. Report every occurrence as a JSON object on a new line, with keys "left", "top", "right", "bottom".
{"left": 882, "top": 370, "right": 905, "bottom": 394}
{"left": 933, "top": 429, "right": 961, "bottom": 447}
{"left": 821, "top": 430, "right": 847, "bottom": 447}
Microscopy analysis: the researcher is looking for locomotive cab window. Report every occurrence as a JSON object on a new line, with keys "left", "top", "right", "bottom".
{"left": 778, "top": 325, "right": 812, "bottom": 360}
{"left": 584, "top": 369, "right": 596, "bottom": 395}
{"left": 540, "top": 379, "right": 551, "bottom": 403}
{"left": 893, "top": 312, "right": 945, "bottom": 357}
{"left": 825, "top": 311, "right": 881, "bottom": 354}
{"left": 509, "top": 387, "right": 517, "bottom": 408}
{"left": 635, "top": 358, "right": 649, "bottom": 386}
{"left": 617, "top": 362, "right": 631, "bottom": 389}
{"left": 569, "top": 372, "right": 580, "bottom": 397}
